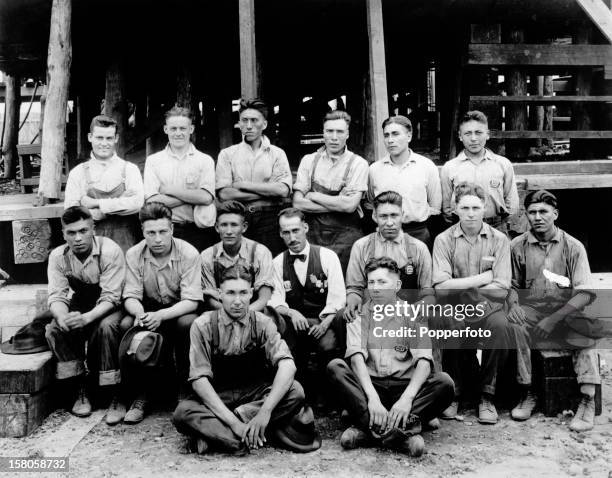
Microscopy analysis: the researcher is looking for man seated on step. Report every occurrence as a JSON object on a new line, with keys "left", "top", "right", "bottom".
{"left": 507, "top": 190, "right": 601, "bottom": 432}
{"left": 268, "top": 207, "right": 346, "bottom": 405}
{"left": 201, "top": 200, "right": 274, "bottom": 313}
{"left": 432, "top": 181, "right": 513, "bottom": 425}
{"left": 173, "top": 264, "right": 321, "bottom": 454}
{"left": 44, "top": 206, "right": 126, "bottom": 425}
{"left": 120, "top": 202, "right": 202, "bottom": 424}
{"left": 327, "top": 257, "right": 454, "bottom": 456}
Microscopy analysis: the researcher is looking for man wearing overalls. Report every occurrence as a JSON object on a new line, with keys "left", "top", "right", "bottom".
{"left": 293, "top": 110, "right": 369, "bottom": 273}
{"left": 45, "top": 207, "right": 126, "bottom": 425}
{"left": 216, "top": 98, "right": 292, "bottom": 257}
{"left": 440, "top": 110, "right": 519, "bottom": 235}
{"left": 121, "top": 202, "right": 202, "bottom": 423}
{"left": 64, "top": 115, "right": 144, "bottom": 252}
{"left": 344, "top": 191, "right": 433, "bottom": 324}
{"left": 269, "top": 207, "right": 346, "bottom": 403}
{"left": 506, "top": 190, "right": 601, "bottom": 432}
{"left": 173, "top": 264, "right": 318, "bottom": 454}
{"left": 144, "top": 106, "right": 217, "bottom": 252}
{"left": 432, "top": 182, "right": 513, "bottom": 425}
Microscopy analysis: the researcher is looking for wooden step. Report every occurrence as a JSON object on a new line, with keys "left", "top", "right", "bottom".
{"left": 489, "top": 130, "right": 612, "bottom": 139}
{"left": 471, "top": 95, "right": 612, "bottom": 103}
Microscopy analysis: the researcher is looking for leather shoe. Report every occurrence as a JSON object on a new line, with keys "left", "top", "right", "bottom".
{"left": 441, "top": 400, "right": 458, "bottom": 420}
{"left": 124, "top": 397, "right": 147, "bottom": 424}
{"left": 105, "top": 396, "right": 126, "bottom": 425}
{"left": 478, "top": 397, "right": 498, "bottom": 425}
{"left": 340, "top": 426, "right": 371, "bottom": 449}
{"left": 569, "top": 395, "right": 595, "bottom": 432}
{"left": 511, "top": 391, "right": 537, "bottom": 421}
{"left": 71, "top": 387, "right": 92, "bottom": 417}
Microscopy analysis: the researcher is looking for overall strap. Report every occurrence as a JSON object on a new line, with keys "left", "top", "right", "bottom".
{"left": 403, "top": 233, "right": 415, "bottom": 263}
{"left": 121, "top": 160, "right": 127, "bottom": 185}
{"left": 340, "top": 154, "right": 356, "bottom": 187}
{"left": 366, "top": 234, "right": 376, "bottom": 262}
{"left": 249, "top": 241, "right": 257, "bottom": 267}
{"left": 83, "top": 163, "right": 94, "bottom": 186}
{"left": 211, "top": 310, "right": 220, "bottom": 350}
{"left": 63, "top": 245, "right": 73, "bottom": 276}
{"left": 309, "top": 148, "right": 325, "bottom": 185}
{"left": 248, "top": 309, "right": 259, "bottom": 344}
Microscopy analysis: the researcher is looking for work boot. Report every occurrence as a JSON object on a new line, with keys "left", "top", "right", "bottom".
{"left": 124, "top": 396, "right": 147, "bottom": 424}
{"left": 71, "top": 386, "right": 92, "bottom": 418}
{"left": 399, "top": 434, "right": 425, "bottom": 458}
{"left": 340, "top": 426, "right": 371, "bottom": 450}
{"left": 569, "top": 395, "right": 595, "bottom": 432}
{"left": 511, "top": 391, "right": 537, "bottom": 422}
{"left": 441, "top": 400, "right": 459, "bottom": 420}
{"left": 105, "top": 396, "right": 127, "bottom": 426}
{"left": 478, "top": 396, "right": 498, "bottom": 425}
{"left": 191, "top": 437, "right": 209, "bottom": 455}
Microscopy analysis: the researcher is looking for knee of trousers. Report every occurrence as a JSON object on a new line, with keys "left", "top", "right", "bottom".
{"left": 44, "top": 321, "right": 63, "bottom": 343}
{"left": 432, "top": 371, "right": 456, "bottom": 397}
{"left": 287, "top": 380, "right": 306, "bottom": 403}
{"left": 97, "top": 314, "right": 120, "bottom": 339}
{"left": 176, "top": 314, "right": 198, "bottom": 335}
{"left": 326, "top": 357, "right": 348, "bottom": 379}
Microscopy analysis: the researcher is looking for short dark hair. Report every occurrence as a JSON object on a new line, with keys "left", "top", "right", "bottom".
{"left": 89, "top": 115, "right": 117, "bottom": 134}
{"left": 239, "top": 98, "right": 269, "bottom": 120}
{"left": 216, "top": 200, "right": 248, "bottom": 222}
{"left": 278, "top": 207, "right": 305, "bottom": 223}
{"left": 454, "top": 182, "right": 486, "bottom": 204}
{"left": 324, "top": 110, "right": 351, "bottom": 128}
{"left": 365, "top": 257, "right": 400, "bottom": 278}
{"left": 219, "top": 263, "right": 253, "bottom": 285}
{"left": 61, "top": 206, "right": 93, "bottom": 226}
{"left": 373, "top": 191, "right": 403, "bottom": 210}
{"left": 139, "top": 202, "right": 172, "bottom": 224}
{"left": 382, "top": 115, "right": 412, "bottom": 133}
{"left": 524, "top": 189, "right": 558, "bottom": 209}
{"left": 458, "top": 110, "right": 488, "bottom": 129}
{"left": 165, "top": 106, "right": 193, "bottom": 123}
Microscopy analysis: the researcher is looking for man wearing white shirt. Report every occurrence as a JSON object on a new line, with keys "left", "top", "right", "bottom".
{"left": 64, "top": 115, "right": 144, "bottom": 252}
{"left": 269, "top": 208, "right": 346, "bottom": 402}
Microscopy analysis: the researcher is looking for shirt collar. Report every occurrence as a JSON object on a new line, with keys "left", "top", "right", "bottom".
{"left": 219, "top": 308, "right": 250, "bottom": 327}
{"left": 376, "top": 231, "right": 403, "bottom": 245}
{"left": 68, "top": 236, "right": 101, "bottom": 263}
{"left": 216, "top": 238, "right": 250, "bottom": 261}
{"left": 380, "top": 150, "right": 416, "bottom": 166}
{"left": 527, "top": 227, "right": 561, "bottom": 244}
{"left": 241, "top": 135, "right": 271, "bottom": 152}
{"left": 89, "top": 153, "right": 120, "bottom": 164}
{"left": 452, "top": 222, "right": 491, "bottom": 238}
{"left": 320, "top": 146, "right": 352, "bottom": 163}
{"left": 290, "top": 241, "right": 310, "bottom": 257}
{"left": 457, "top": 148, "right": 493, "bottom": 163}
{"left": 164, "top": 143, "right": 195, "bottom": 160}
{"left": 143, "top": 238, "right": 180, "bottom": 265}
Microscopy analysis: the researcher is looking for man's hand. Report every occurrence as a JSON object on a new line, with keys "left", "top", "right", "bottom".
{"left": 232, "top": 181, "right": 251, "bottom": 190}
{"left": 387, "top": 396, "right": 414, "bottom": 431}
{"left": 309, "top": 316, "right": 332, "bottom": 340}
{"left": 141, "top": 311, "right": 165, "bottom": 331}
{"left": 344, "top": 294, "right": 362, "bottom": 323}
{"left": 230, "top": 420, "right": 248, "bottom": 441}
{"left": 368, "top": 398, "right": 389, "bottom": 433}
{"left": 481, "top": 270, "right": 494, "bottom": 285}
{"left": 533, "top": 315, "right": 558, "bottom": 340}
{"left": 290, "top": 311, "right": 310, "bottom": 332}
{"left": 243, "top": 408, "right": 271, "bottom": 449}
{"left": 305, "top": 191, "right": 320, "bottom": 202}
{"left": 55, "top": 313, "right": 73, "bottom": 332}
{"left": 507, "top": 304, "right": 527, "bottom": 325}
{"left": 64, "top": 311, "right": 88, "bottom": 330}
{"left": 80, "top": 196, "right": 99, "bottom": 209}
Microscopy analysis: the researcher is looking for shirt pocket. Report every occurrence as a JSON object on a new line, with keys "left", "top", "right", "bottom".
{"left": 184, "top": 170, "right": 201, "bottom": 190}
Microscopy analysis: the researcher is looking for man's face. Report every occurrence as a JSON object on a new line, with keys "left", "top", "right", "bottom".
{"left": 323, "top": 119, "right": 349, "bottom": 155}
{"left": 279, "top": 215, "right": 308, "bottom": 253}
{"left": 88, "top": 125, "right": 118, "bottom": 160}
{"left": 142, "top": 218, "right": 174, "bottom": 256}
{"left": 163, "top": 115, "right": 194, "bottom": 150}
{"left": 458, "top": 120, "right": 489, "bottom": 156}
{"left": 220, "top": 278, "right": 253, "bottom": 319}
{"left": 63, "top": 219, "right": 95, "bottom": 256}
{"left": 373, "top": 203, "right": 403, "bottom": 240}
{"left": 383, "top": 123, "right": 412, "bottom": 156}
{"left": 527, "top": 202, "right": 558, "bottom": 235}
{"left": 216, "top": 213, "right": 247, "bottom": 248}
{"left": 367, "top": 267, "right": 401, "bottom": 303}
{"left": 239, "top": 108, "right": 267, "bottom": 143}
{"left": 456, "top": 194, "right": 485, "bottom": 227}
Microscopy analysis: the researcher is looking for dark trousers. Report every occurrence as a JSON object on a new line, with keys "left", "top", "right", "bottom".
{"left": 401, "top": 221, "right": 431, "bottom": 250}
{"left": 244, "top": 206, "right": 286, "bottom": 257}
{"left": 327, "top": 358, "right": 454, "bottom": 431}
{"left": 173, "top": 222, "right": 218, "bottom": 253}
{"left": 173, "top": 380, "right": 305, "bottom": 452}
{"left": 45, "top": 309, "right": 123, "bottom": 386}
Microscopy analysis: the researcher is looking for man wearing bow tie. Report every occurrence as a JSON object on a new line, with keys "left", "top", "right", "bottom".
{"left": 269, "top": 208, "right": 346, "bottom": 403}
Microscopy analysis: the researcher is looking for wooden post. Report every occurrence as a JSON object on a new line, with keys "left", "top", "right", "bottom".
{"left": 104, "top": 62, "right": 128, "bottom": 157}
{"left": 529, "top": 75, "right": 545, "bottom": 149}
{"left": 504, "top": 28, "right": 529, "bottom": 160}
{"left": 571, "top": 22, "right": 594, "bottom": 159}
{"left": 1, "top": 73, "right": 21, "bottom": 179}
{"left": 365, "top": 0, "right": 389, "bottom": 162}
{"left": 176, "top": 66, "right": 193, "bottom": 108}
{"left": 239, "top": 0, "right": 258, "bottom": 99}
{"left": 38, "top": 0, "right": 72, "bottom": 202}
{"left": 543, "top": 75, "right": 554, "bottom": 148}
{"left": 217, "top": 96, "right": 234, "bottom": 150}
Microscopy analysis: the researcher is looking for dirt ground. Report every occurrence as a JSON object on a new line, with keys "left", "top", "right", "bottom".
{"left": 2, "top": 351, "right": 612, "bottom": 478}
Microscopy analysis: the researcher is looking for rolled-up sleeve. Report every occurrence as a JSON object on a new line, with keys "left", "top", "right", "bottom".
{"left": 345, "top": 239, "right": 367, "bottom": 298}
{"left": 199, "top": 154, "right": 216, "bottom": 197}
{"left": 200, "top": 248, "right": 217, "bottom": 291}
{"left": 341, "top": 157, "right": 369, "bottom": 194}
{"left": 427, "top": 162, "right": 442, "bottom": 216}
{"left": 47, "top": 248, "right": 71, "bottom": 307}
{"left": 123, "top": 248, "right": 144, "bottom": 301}
{"left": 143, "top": 156, "right": 161, "bottom": 200}
{"left": 270, "top": 149, "right": 292, "bottom": 191}
{"left": 432, "top": 233, "right": 454, "bottom": 286}
{"left": 188, "top": 317, "right": 214, "bottom": 382}
{"left": 569, "top": 240, "right": 593, "bottom": 290}
{"left": 98, "top": 162, "right": 145, "bottom": 216}
{"left": 268, "top": 255, "right": 288, "bottom": 310}
{"left": 319, "top": 247, "right": 346, "bottom": 317}
{"left": 293, "top": 154, "right": 313, "bottom": 194}
{"left": 253, "top": 245, "right": 275, "bottom": 291}
{"left": 98, "top": 241, "right": 126, "bottom": 306}
{"left": 440, "top": 163, "right": 454, "bottom": 218}
{"left": 510, "top": 239, "right": 525, "bottom": 290}
{"left": 345, "top": 314, "right": 368, "bottom": 361}
{"left": 490, "top": 235, "right": 511, "bottom": 289}
{"left": 63, "top": 166, "right": 84, "bottom": 209}
{"left": 259, "top": 315, "right": 293, "bottom": 367}
{"left": 216, "top": 149, "right": 234, "bottom": 190}
{"left": 502, "top": 160, "right": 519, "bottom": 216}
{"left": 180, "top": 247, "right": 203, "bottom": 301}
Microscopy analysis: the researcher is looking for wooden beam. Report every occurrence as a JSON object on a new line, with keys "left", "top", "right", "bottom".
{"left": 38, "top": 0, "right": 71, "bottom": 202}
{"left": 504, "top": 28, "right": 529, "bottom": 159}
{"left": 239, "top": 0, "right": 258, "bottom": 99}
{"left": 489, "top": 130, "right": 612, "bottom": 139}
{"left": 513, "top": 159, "right": 612, "bottom": 175}
{"left": 1, "top": 73, "right": 20, "bottom": 179}
{"left": 104, "top": 61, "right": 128, "bottom": 157}
{"left": 365, "top": 0, "right": 389, "bottom": 162}
{"left": 575, "top": 0, "right": 612, "bottom": 44}
{"left": 521, "top": 173, "right": 612, "bottom": 190}
{"left": 0, "top": 85, "right": 41, "bottom": 101}
{"left": 470, "top": 95, "right": 612, "bottom": 102}
{"left": 571, "top": 22, "right": 595, "bottom": 159}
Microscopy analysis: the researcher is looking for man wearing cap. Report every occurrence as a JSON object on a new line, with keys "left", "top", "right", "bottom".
{"left": 43, "top": 206, "right": 126, "bottom": 425}
{"left": 216, "top": 98, "right": 291, "bottom": 257}
{"left": 201, "top": 200, "right": 274, "bottom": 313}
{"left": 293, "top": 110, "right": 368, "bottom": 272}
{"left": 328, "top": 257, "right": 454, "bottom": 455}
{"left": 432, "top": 182, "right": 513, "bottom": 425}
{"left": 269, "top": 207, "right": 346, "bottom": 402}
{"left": 173, "top": 264, "right": 320, "bottom": 454}
{"left": 144, "top": 106, "right": 216, "bottom": 252}
{"left": 368, "top": 116, "right": 441, "bottom": 249}
{"left": 121, "top": 202, "right": 202, "bottom": 423}
{"left": 64, "top": 115, "right": 144, "bottom": 252}
{"left": 507, "top": 190, "right": 601, "bottom": 432}
{"left": 440, "top": 110, "right": 519, "bottom": 234}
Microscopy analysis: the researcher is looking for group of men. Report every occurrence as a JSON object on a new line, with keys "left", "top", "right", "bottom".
{"left": 25, "top": 99, "right": 602, "bottom": 456}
